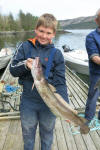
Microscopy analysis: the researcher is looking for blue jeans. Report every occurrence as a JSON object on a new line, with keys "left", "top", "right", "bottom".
{"left": 20, "top": 97, "right": 56, "bottom": 150}
{"left": 85, "top": 73, "right": 100, "bottom": 120}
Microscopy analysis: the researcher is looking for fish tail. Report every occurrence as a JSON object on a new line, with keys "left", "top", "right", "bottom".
{"left": 80, "top": 124, "right": 90, "bottom": 134}
{"left": 79, "top": 117, "right": 90, "bottom": 134}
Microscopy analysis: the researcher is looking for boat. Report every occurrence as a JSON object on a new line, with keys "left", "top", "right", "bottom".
{"left": 0, "top": 48, "right": 12, "bottom": 70}
{"left": 62, "top": 45, "right": 89, "bottom": 75}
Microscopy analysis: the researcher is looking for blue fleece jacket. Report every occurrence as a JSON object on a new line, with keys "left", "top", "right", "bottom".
{"left": 10, "top": 39, "right": 69, "bottom": 103}
{"left": 86, "top": 28, "right": 100, "bottom": 74}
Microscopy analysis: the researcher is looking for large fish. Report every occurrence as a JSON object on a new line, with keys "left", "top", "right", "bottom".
{"left": 31, "top": 57, "right": 90, "bottom": 134}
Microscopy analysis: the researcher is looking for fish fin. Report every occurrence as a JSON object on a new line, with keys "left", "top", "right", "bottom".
{"left": 65, "top": 119, "right": 71, "bottom": 123}
{"left": 48, "top": 84, "right": 56, "bottom": 92}
{"left": 32, "top": 83, "right": 34, "bottom": 90}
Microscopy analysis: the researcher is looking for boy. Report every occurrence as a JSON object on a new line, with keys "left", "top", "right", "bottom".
{"left": 10, "top": 13, "right": 69, "bottom": 150}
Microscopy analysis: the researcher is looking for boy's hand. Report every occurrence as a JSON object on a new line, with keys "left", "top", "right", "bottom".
{"left": 26, "top": 58, "right": 34, "bottom": 70}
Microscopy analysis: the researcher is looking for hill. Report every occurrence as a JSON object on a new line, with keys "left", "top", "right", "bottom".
{"left": 59, "top": 16, "right": 97, "bottom": 29}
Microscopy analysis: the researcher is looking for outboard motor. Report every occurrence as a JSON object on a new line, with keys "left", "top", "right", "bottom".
{"left": 62, "top": 44, "right": 73, "bottom": 52}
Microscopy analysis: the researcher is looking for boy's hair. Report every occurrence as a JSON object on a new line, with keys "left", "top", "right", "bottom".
{"left": 35, "top": 13, "right": 58, "bottom": 32}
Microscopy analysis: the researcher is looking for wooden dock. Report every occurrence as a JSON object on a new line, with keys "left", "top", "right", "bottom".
{"left": 0, "top": 64, "right": 100, "bottom": 150}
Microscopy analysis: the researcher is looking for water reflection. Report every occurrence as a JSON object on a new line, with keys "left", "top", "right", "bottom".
{"left": 0, "top": 32, "right": 35, "bottom": 50}
{"left": 53, "top": 32, "right": 70, "bottom": 51}
{"left": 0, "top": 29, "right": 92, "bottom": 50}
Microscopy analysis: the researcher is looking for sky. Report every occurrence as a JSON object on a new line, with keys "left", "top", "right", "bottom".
{"left": 0, "top": 0, "right": 100, "bottom": 20}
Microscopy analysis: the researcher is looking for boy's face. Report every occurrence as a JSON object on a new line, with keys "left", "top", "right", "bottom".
{"left": 35, "top": 26, "right": 56, "bottom": 45}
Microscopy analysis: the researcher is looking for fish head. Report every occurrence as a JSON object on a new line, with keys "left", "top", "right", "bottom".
{"left": 31, "top": 57, "right": 43, "bottom": 81}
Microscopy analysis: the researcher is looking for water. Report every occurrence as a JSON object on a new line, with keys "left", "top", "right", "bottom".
{"left": 0, "top": 29, "right": 93, "bottom": 84}
{"left": 54, "top": 29, "right": 94, "bottom": 51}
{"left": 0, "top": 29, "right": 93, "bottom": 50}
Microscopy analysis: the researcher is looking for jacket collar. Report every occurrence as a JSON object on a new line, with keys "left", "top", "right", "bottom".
{"left": 28, "top": 37, "right": 54, "bottom": 49}
{"left": 28, "top": 37, "right": 37, "bottom": 46}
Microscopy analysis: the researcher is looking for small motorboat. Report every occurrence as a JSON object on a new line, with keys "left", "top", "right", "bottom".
{"left": 0, "top": 48, "right": 12, "bottom": 70}
{"left": 62, "top": 45, "right": 89, "bottom": 75}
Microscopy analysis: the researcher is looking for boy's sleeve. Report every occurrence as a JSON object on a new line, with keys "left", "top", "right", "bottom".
{"left": 86, "top": 33, "right": 99, "bottom": 59}
{"left": 53, "top": 50, "right": 69, "bottom": 103}
{"left": 10, "top": 43, "right": 30, "bottom": 77}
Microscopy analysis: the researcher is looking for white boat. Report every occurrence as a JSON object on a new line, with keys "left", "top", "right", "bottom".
{"left": 0, "top": 48, "right": 12, "bottom": 70}
{"left": 63, "top": 49, "right": 89, "bottom": 75}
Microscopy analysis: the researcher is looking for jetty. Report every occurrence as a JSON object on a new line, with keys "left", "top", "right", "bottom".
{"left": 0, "top": 62, "right": 100, "bottom": 150}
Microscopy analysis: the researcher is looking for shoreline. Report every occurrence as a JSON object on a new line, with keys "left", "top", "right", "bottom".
{"left": 0, "top": 29, "right": 70, "bottom": 35}
{"left": 0, "top": 30, "right": 35, "bottom": 35}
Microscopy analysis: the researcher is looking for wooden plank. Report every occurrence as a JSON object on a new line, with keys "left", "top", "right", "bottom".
{"left": 66, "top": 66, "right": 88, "bottom": 93}
{"left": 66, "top": 121, "right": 88, "bottom": 150}
{"left": 55, "top": 119, "right": 68, "bottom": 150}
{"left": 61, "top": 120, "right": 78, "bottom": 150}
{"left": 67, "top": 87, "right": 75, "bottom": 109}
{"left": 52, "top": 131, "right": 58, "bottom": 150}
{"left": 66, "top": 71, "right": 89, "bottom": 104}
{"left": 82, "top": 134, "right": 97, "bottom": 150}
{"left": 73, "top": 133, "right": 88, "bottom": 150}
{"left": 0, "top": 111, "right": 20, "bottom": 117}
{"left": 89, "top": 131, "right": 100, "bottom": 150}
{"left": 66, "top": 72, "right": 87, "bottom": 104}
{"left": 0, "top": 62, "right": 11, "bottom": 82}
{"left": 3, "top": 120, "right": 19, "bottom": 150}
{"left": 0, "top": 120, "right": 11, "bottom": 150}
{"left": 67, "top": 78, "right": 84, "bottom": 108}
{"left": 1, "top": 62, "right": 100, "bottom": 150}
{"left": 0, "top": 82, "right": 4, "bottom": 94}
{"left": 0, "top": 116, "right": 20, "bottom": 120}
{"left": 67, "top": 86, "right": 80, "bottom": 109}
{"left": 66, "top": 70, "right": 88, "bottom": 95}
{"left": 67, "top": 80, "right": 80, "bottom": 108}
{"left": 12, "top": 120, "right": 23, "bottom": 150}
{"left": 34, "top": 126, "right": 40, "bottom": 150}
{"left": 67, "top": 79, "right": 83, "bottom": 109}
{"left": 75, "top": 105, "right": 100, "bottom": 114}
{"left": 20, "top": 143, "right": 24, "bottom": 150}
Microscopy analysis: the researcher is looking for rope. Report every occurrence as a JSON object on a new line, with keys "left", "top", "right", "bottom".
{"left": 5, "top": 85, "right": 19, "bottom": 93}
{"left": 69, "top": 113, "right": 100, "bottom": 135}
{"left": 0, "top": 84, "right": 20, "bottom": 111}
{"left": 0, "top": 100, "right": 17, "bottom": 111}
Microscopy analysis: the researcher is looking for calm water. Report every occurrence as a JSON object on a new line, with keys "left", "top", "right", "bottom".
{"left": 0, "top": 29, "right": 93, "bottom": 83}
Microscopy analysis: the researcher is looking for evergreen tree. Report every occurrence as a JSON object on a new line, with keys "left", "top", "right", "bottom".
{"left": 0, "top": 10, "right": 38, "bottom": 31}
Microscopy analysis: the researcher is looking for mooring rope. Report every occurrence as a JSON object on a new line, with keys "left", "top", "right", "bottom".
{"left": 69, "top": 113, "right": 100, "bottom": 135}
{"left": 0, "top": 84, "right": 21, "bottom": 111}
{"left": 5, "top": 84, "right": 19, "bottom": 93}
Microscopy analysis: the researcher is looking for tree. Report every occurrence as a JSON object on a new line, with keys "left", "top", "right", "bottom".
{"left": 0, "top": 10, "right": 38, "bottom": 31}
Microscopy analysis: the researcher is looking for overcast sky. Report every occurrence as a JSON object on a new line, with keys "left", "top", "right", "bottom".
{"left": 0, "top": 0, "right": 100, "bottom": 20}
